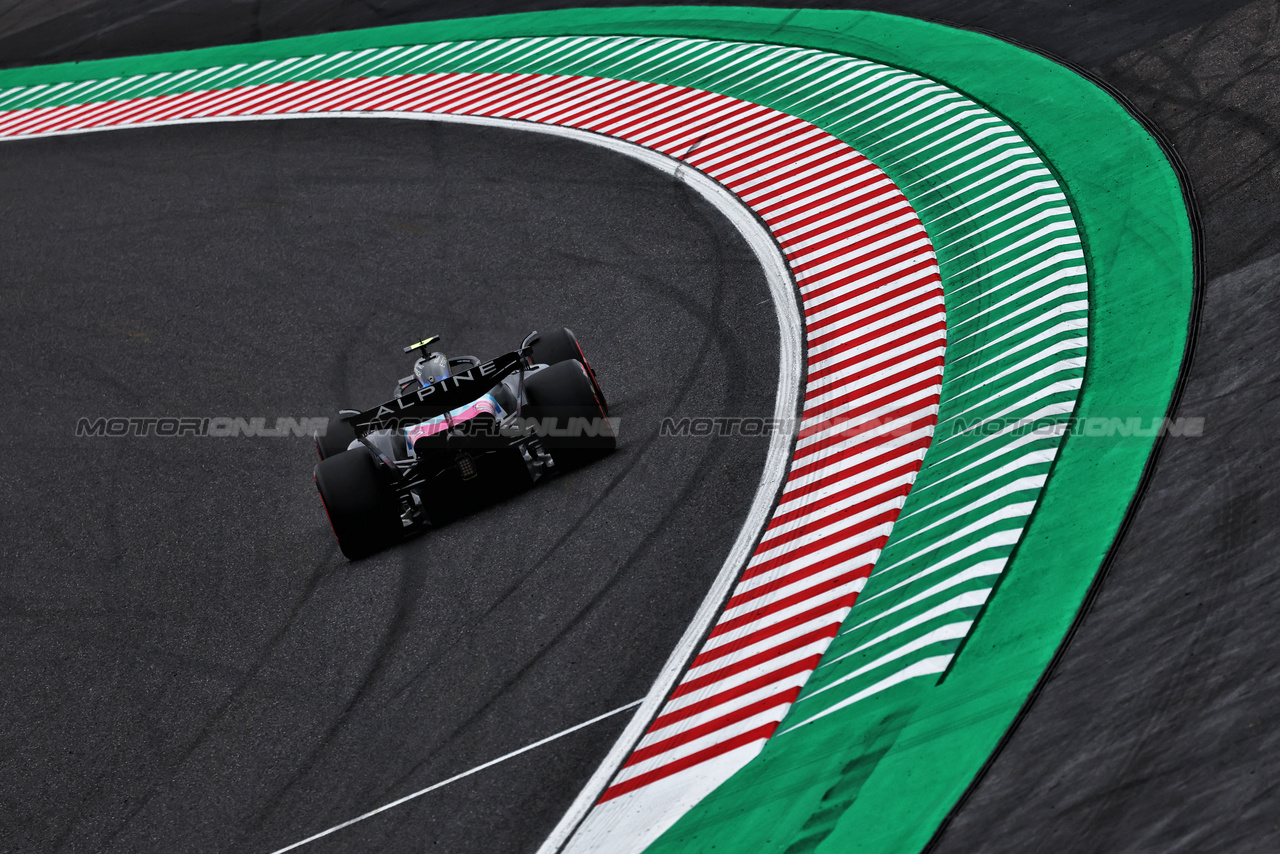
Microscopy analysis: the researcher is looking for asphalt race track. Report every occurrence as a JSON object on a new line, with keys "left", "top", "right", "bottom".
{"left": 3, "top": 2, "right": 1280, "bottom": 853}
{"left": 0, "top": 118, "right": 779, "bottom": 852}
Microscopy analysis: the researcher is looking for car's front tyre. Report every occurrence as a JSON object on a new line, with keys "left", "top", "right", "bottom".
{"left": 314, "top": 416, "right": 358, "bottom": 461}
{"left": 526, "top": 327, "right": 607, "bottom": 414}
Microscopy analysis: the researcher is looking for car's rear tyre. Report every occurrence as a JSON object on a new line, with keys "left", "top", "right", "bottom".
{"left": 314, "top": 416, "right": 357, "bottom": 461}
{"left": 527, "top": 327, "right": 607, "bottom": 414}
{"left": 524, "top": 359, "right": 615, "bottom": 471}
{"left": 314, "top": 448, "right": 402, "bottom": 560}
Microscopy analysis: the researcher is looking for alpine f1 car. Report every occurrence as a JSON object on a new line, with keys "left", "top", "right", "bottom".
{"left": 313, "top": 328, "right": 614, "bottom": 560}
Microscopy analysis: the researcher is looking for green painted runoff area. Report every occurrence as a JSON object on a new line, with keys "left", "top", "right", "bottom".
{"left": 0, "top": 9, "right": 1194, "bottom": 854}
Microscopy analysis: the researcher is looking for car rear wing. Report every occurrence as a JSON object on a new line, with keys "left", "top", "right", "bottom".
{"left": 345, "top": 349, "right": 526, "bottom": 434}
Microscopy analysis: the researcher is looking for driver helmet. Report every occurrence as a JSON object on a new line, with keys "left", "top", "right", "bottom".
{"left": 414, "top": 351, "right": 450, "bottom": 387}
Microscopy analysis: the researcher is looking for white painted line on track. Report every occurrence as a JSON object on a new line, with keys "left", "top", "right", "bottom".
{"left": 268, "top": 699, "right": 643, "bottom": 854}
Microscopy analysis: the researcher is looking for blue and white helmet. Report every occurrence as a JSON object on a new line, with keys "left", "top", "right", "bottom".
{"left": 413, "top": 351, "right": 450, "bottom": 387}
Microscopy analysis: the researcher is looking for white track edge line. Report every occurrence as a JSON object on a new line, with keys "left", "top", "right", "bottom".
{"left": 269, "top": 699, "right": 644, "bottom": 854}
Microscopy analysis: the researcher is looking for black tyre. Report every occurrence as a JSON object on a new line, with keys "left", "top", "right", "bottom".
{"left": 524, "top": 359, "right": 615, "bottom": 470}
{"left": 527, "top": 327, "right": 607, "bottom": 414}
{"left": 314, "top": 416, "right": 357, "bottom": 461}
{"left": 314, "top": 448, "right": 402, "bottom": 560}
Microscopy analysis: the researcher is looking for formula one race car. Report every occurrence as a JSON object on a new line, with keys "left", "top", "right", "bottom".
{"left": 313, "top": 328, "right": 614, "bottom": 560}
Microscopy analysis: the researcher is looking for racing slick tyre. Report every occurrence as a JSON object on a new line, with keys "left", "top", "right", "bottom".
{"left": 524, "top": 359, "right": 615, "bottom": 471}
{"left": 314, "top": 448, "right": 402, "bottom": 560}
{"left": 527, "top": 327, "right": 608, "bottom": 414}
{"left": 314, "top": 416, "right": 357, "bottom": 461}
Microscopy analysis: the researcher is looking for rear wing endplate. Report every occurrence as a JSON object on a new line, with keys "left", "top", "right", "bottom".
{"left": 346, "top": 350, "right": 525, "bottom": 433}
